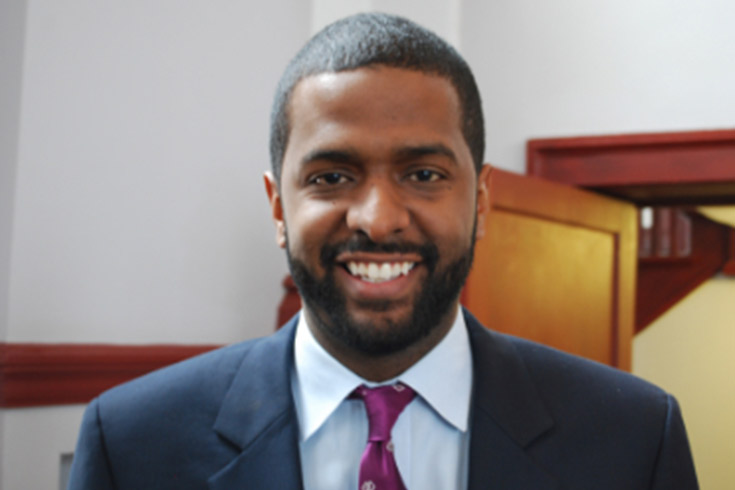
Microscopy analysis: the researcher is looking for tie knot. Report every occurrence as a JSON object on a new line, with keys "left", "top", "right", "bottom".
{"left": 352, "top": 383, "right": 415, "bottom": 441}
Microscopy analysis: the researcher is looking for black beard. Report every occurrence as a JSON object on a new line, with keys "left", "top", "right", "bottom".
{"left": 286, "top": 232, "right": 476, "bottom": 357}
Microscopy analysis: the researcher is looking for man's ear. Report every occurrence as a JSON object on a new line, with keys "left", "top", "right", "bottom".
{"left": 264, "top": 171, "right": 287, "bottom": 248}
{"left": 474, "top": 164, "right": 493, "bottom": 241}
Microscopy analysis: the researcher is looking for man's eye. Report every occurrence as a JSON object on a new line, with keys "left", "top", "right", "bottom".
{"left": 408, "top": 169, "right": 442, "bottom": 182}
{"left": 311, "top": 172, "right": 349, "bottom": 185}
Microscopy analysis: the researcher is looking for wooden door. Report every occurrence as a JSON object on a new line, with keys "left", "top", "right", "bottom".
{"left": 463, "top": 169, "right": 637, "bottom": 370}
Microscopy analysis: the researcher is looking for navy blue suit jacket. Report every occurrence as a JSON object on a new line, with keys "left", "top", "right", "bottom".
{"left": 68, "top": 311, "right": 698, "bottom": 489}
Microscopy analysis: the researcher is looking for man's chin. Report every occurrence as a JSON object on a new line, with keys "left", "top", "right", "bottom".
{"left": 314, "top": 303, "right": 432, "bottom": 356}
{"left": 345, "top": 310, "right": 413, "bottom": 336}
{"left": 349, "top": 293, "right": 414, "bottom": 314}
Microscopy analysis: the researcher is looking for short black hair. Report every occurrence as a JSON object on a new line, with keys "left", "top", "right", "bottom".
{"left": 269, "top": 12, "right": 485, "bottom": 181}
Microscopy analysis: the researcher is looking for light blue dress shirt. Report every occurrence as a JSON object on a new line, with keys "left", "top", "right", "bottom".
{"left": 291, "top": 308, "right": 473, "bottom": 489}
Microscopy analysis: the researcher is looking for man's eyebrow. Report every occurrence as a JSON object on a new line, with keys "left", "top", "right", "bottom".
{"left": 301, "top": 148, "right": 361, "bottom": 166}
{"left": 393, "top": 144, "right": 458, "bottom": 165}
{"left": 300, "top": 145, "right": 458, "bottom": 166}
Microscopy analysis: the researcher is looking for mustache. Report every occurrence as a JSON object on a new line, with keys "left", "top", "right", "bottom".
{"left": 320, "top": 234, "right": 439, "bottom": 269}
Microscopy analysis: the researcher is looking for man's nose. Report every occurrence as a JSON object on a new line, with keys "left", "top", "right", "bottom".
{"left": 346, "top": 179, "right": 410, "bottom": 242}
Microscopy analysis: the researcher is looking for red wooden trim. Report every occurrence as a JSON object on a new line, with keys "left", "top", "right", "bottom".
{"left": 723, "top": 229, "right": 735, "bottom": 277}
{"left": 0, "top": 343, "right": 219, "bottom": 408}
{"left": 636, "top": 213, "right": 730, "bottom": 331}
{"left": 527, "top": 128, "right": 735, "bottom": 189}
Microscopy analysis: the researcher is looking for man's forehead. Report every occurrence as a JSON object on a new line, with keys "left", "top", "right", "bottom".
{"left": 290, "top": 66, "right": 458, "bottom": 108}
{"left": 287, "top": 67, "right": 462, "bottom": 125}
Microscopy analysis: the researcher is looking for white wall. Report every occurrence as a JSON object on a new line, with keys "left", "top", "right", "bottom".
{"left": 1, "top": 406, "right": 86, "bottom": 490}
{"left": 0, "top": 0, "right": 26, "bottom": 343}
{"left": 1, "top": 3, "right": 28, "bottom": 486}
{"left": 462, "top": 0, "right": 735, "bottom": 173}
{"left": 7, "top": 0, "right": 309, "bottom": 344}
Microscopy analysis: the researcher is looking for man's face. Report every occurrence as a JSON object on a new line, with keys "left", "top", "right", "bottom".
{"left": 266, "top": 66, "right": 490, "bottom": 357}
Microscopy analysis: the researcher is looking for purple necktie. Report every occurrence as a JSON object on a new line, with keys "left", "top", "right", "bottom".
{"left": 352, "top": 383, "right": 416, "bottom": 490}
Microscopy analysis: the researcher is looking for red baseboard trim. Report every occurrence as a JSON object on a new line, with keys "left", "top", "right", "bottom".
{"left": 0, "top": 342, "right": 220, "bottom": 408}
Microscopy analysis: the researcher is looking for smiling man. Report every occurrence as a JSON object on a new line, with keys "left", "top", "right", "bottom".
{"left": 267, "top": 66, "right": 488, "bottom": 382}
{"left": 68, "top": 13, "right": 698, "bottom": 490}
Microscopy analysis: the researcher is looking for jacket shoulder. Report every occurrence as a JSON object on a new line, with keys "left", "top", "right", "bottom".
{"left": 70, "top": 324, "right": 297, "bottom": 489}
{"left": 464, "top": 312, "right": 698, "bottom": 488}
{"left": 99, "top": 337, "right": 256, "bottom": 413}
{"left": 95, "top": 322, "right": 295, "bottom": 439}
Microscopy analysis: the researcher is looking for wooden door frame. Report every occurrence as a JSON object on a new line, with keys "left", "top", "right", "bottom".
{"left": 527, "top": 128, "right": 735, "bottom": 331}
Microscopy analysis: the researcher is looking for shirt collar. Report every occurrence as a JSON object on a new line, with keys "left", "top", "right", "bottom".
{"left": 291, "top": 308, "right": 473, "bottom": 441}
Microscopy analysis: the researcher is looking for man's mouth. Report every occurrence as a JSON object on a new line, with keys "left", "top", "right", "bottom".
{"left": 345, "top": 261, "right": 416, "bottom": 283}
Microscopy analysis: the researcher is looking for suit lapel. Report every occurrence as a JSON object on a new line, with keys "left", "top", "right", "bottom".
{"left": 208, "top": 318, "right": 304, "bottom": 490}
{"left": 205, "top": 311, "right": 559, "bottom": 489}
{"left": 464, "top": 310, "right": 558, "bottom": 490}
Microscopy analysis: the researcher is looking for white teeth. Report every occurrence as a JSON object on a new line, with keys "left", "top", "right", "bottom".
{"left": 345, "top": 261, "right": 416, "bottom": 283}
{"left": 347, "top": 262, "right": 359, "bottom": 276}
{"left": 367, "top": 263, "right": 379, "bottom": 280}
{"left": 379, "top": 263, "right": 391, "bottom": 280}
